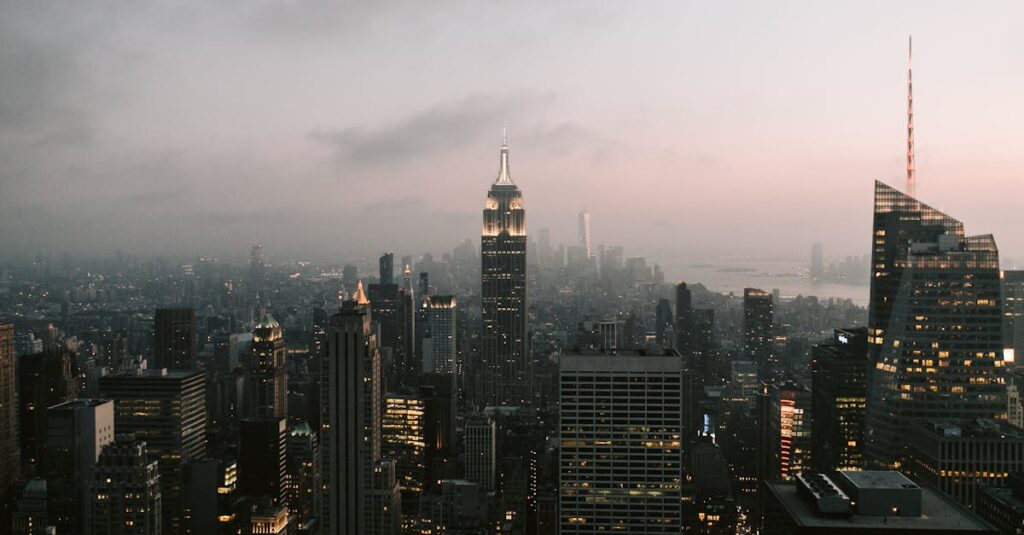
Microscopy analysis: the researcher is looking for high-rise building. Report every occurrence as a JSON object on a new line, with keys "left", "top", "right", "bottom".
{"left": 865, "top": 182, "right": 1006, "bottom": 468}
{"left": 239, "top": 417, "right": 289, "bottom": 508}
{"left": 811, "top": 328, "right": 868, "bottom": 472}
{"left": 398, "top": 265, "right": 416, "bottom": 382}
{"left": 762, "top": 471, "right": 995, "bottom": 534}
{"left": 250, "top": 244, "right": 265, "bottom": 295}
{"left": 369, "top": 282, "right": 401, "bottom": 360}
{"left": 342, "top": 264, "right": 358, "bottom": 292}
{"left": 464, "top": 414, "right": 495, "bottom": 492}
{"left": 975, "top": 473, "right": 1024, "bottom": 535}
{"left": 249, "top": 313, "right": 287, "bottom": 419}
{"left": 44, "top": 399, "right": 115, "bottom": 534}
{"left": 1004, "top": 270, "right": 1024, "bottom": 366}
{"left": 286, "top": 421, "right": 319, "bottom": 526}
{"left": 18, "top": 345, "right": 77, "bottom": 474}
{"left": 11, "top": 479, "right": 49, "bottom": 535}
{"left": 320, "top": 284, "right": 389, "bottom": 535}
{"left": 481, "top": 135, "right": 528, "bottom": 406}
{"left": 744, "top": 288, "right": 775, "bottom": 382}
{"left": 99, "top": 369, "right": 206, "bottom": 535}
{"left": 578, "top": 209, "right": 591, "bottom": 259}
{"left": 559, "top": 350, "right": 685, "bottom": 533}
{"left": 905, "top": 419, "right": 1024, "bottom": 508}
{"left": 655, "top": 298, "right": 673, "bottom": 348}
{"left": 382, "top": 390, "right": 427, "bottom": 513}
{"left": 154, "top": 308, "right": 196, "bottom": 370}
{"left": 424, "top": 295, "right": 457, "bottom": 375}
{"left": 762, "top": 380, "right": 812, "bottom": 482}
{"left": 0, "top": 324, "right": 17, "bottom": 494}
{"left": 810, "top": 242, "right": 824, "bottom": 280}
{"left": 379, "top": 252, "right": 394, "bottom": 286}
{"left": 87, "top": 434, "right": 162, "bottom": 535}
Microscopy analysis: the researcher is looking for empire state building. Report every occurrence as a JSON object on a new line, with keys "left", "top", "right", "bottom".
{"left": 481, "top": 135, "right": 528, "bottom": 406}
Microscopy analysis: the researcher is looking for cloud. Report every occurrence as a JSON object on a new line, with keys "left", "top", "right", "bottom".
{"left": 309, "top": 92, "right": 555, "bottom": 167}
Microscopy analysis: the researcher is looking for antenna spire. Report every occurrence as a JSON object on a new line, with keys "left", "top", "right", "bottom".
{"left": 496, "top": 123, "right": 512, "bottom": 184}
{"left": 906, "top": 35, "right": 916, "bottom": 197}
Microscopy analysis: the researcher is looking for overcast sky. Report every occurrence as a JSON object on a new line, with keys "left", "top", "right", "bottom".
{"left": 2, "top": 1, "right": 1023, "bottom": 267}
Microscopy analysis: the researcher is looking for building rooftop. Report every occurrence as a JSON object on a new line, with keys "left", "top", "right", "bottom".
{"left": 561, "top": 349, "right": 681, "bottom": 372}
{"left": 840, "top": 470, "right": 919, "bottom": 491}
{"left": 766, "top": 479, "right": 993, "bottom": 532}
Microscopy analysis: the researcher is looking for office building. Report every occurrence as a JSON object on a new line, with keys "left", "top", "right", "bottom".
{"left": 464, "top": 414, "right": 496, "bottom": 492}
{"left": 238, "top": 417, "right": 288, "bottom": 507}
{"left": 154, "top": 308, "right": 196, "bottom": 370}
{"left": 249, "top": 313, "right": 287, "bottom": 419}
{"left": 382, "top": 390, "right": 427, "bottom": 514}
{"left": 1004, "top": 270, "right": 1024, "bottom": 366}
{"left": 762, "top": 470, "right": 995, "bottom": 534}
{"left": 811, "top": 328, "right": 868, "bottom": 472}
{"left": 320, "top": 285, "right": 390, "bottom": 535}
{"left": 0, "top": 324, "right": 17, "bottom": 494}
{"left": 44, "top": 399, "right": 115, "bottom": 534}
{"left": 559, "top": 350, "right": 684, "bottom": 533}
{"left": 369, "top": 282, "right": 401, "bottom": 359}
{"left": 286, "top": 421, "right": 319, "bottom": 525}
{"left": 18, "top": 345, "right": 78, "bottom": 473}
{"left": 398, "top": 265, "right": 416, "bottom": 382}
{"left": 424, "top": 295, "right": 457, "bottom": 375}
{"left": 380, "top": 252, "right": 394, "bottom": 286}
{"left": 11, "top": 479, "right": 49, "bottom": 535}
{"left": 578, "top": 209, "right": 591, "bottom": 259}
{"left": 88, "top": 434, "right": 162, "bottom": 535}
{"left": 905, "top": 419, "right": 1024, "bottom": 508}
{"left": 99, "top": 369, "right": 206, "bottom": 535}
{"left": 744, "top": 288, "right": 775, "bottom": 382}
{"left": 975, "top": 473, "right": 1024, "bottom": 535}
{"left": 763, "top": 380, "right": 813, "bottom": 481}
{"left": 865, "top": 182, "right": 1006, "bottom": 468}
{"left": 481, "top": 135, "right": 528, "bottom": 405}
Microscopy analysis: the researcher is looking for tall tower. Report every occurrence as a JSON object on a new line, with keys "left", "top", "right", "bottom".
{"left": 481, "top": 132, "right": 528, "bottom": 406}
{"left": 0, "top": 324, "right": 17, "bottom": 495}
{"left": 154, "top": 308, "right": 196, "bottom": 370}
{"left": 578, "top": 209, "right": 592, "bottom": 258}
{"left": 906, "top": 35, "right": 916, "bottom": 197}
{"left": 743, "top": 288, "right": 775, "bottom": 382}
{"left": 865, "top": 182, "right": 1005, "bottom": 468}
{"left": 320, "top": 283, "right": 392, "bottom": 535}
{"left": 250, "top": 312, "right": 288, "bottom": 419}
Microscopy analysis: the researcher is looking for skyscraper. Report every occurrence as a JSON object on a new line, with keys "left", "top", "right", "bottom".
{"left": 44, "top": 399, "right": 115, "bottom": 534}
{"left": 87, "top": 434, "right": 162, "bottom": 535}
{"left": 238, "top": 417, "right": 288, "bottom": 507}
{"left": 559, "top": 350, "right": 685, "bottom": 533}
{"left": 744, "top": 288, "right": 775, "bottom": 382}
{"left": 424, "top": 295, "right": 457, "bottom": 375}
{"left": 481, "top": 134, "right": 528, "bottom": 406}
{"left": 379, "top": 252, "right": 394, "bottom": 286}
{"left": 0, "top": 324, "right": 17, "bottom": 495}
{"left": 249, "top": 312, "right": 287, "bottom": 419}
{"left": 865, "top": 181, "right": 1006, "bottom": 468}
{"left": 811, "top": 328, "right": 868, "bottom": 472}
{"left": 99, "top": 369, "right": 206, "bottom": 535}
{"left": 368, "top": 282, "right": 401, "bottom": 362}
{"left": 382, "top": 390, "right": 427, "bottom": 513}
{"left": 398, "top": 264, "right": 416, "bottom": 381}
{"left": 810, "top": 242, "right": 824, "bottom": 280}
{"left": 153, "top": 308, "right": 196, "bottom": 370}
{"left": 18, "top": 345, "right": 77, "bottom": 474}
{"left": 320, "top": 284, "right": 389, "bottom": 535}
{"left": 762, "top": 380, "right": 812, "bottom": 481}
{"left": 1003, "top": 270, "right": 1024, "bottom": 366}
{"left": 464, "top": 414, "right": 495, "bottom": 492}
{"left": 578, "top": 209, "right": 591, "bottom": 259}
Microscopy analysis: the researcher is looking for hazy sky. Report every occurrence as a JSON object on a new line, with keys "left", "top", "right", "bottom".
{"left": 3, "top": 1, "right": 1023, "bottom": 267}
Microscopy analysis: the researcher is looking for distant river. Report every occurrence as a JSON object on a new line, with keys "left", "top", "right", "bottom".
{"left": 662, "top": 258, "right": 869, "bottom": 306}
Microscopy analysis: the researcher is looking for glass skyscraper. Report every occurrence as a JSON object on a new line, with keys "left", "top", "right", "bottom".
{"left": 865, "top": 181, "right": 1006, "bottom": 468}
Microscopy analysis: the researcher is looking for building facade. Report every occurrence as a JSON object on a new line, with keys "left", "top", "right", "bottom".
{"left": 481, "top": 137, "right": 528, "bottom": 406}
{"left": 559, "top": 350, "right": 684, "bottom": 533}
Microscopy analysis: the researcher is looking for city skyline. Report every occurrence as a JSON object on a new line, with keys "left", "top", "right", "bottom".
{"left": 2, "top": 2, "right": 1024, "bottom": 265}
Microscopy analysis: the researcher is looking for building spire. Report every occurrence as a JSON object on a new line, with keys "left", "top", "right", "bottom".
{"left": 353, "top": 280, "right": 369, "bottom": 305}
{"left": 496, "top": 125, "right": 513, "bottom": 184}
{"left": 906, "top": 35, "right": 916, "bottom": 198}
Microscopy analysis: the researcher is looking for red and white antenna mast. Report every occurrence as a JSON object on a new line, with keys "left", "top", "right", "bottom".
{"left": 906, "top": 35, "right": 916, "bottom": 197}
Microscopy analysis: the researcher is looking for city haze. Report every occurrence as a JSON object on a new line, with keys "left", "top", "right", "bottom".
{"left": 2, "top": 1, "right": 1023, "bottom": 266}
